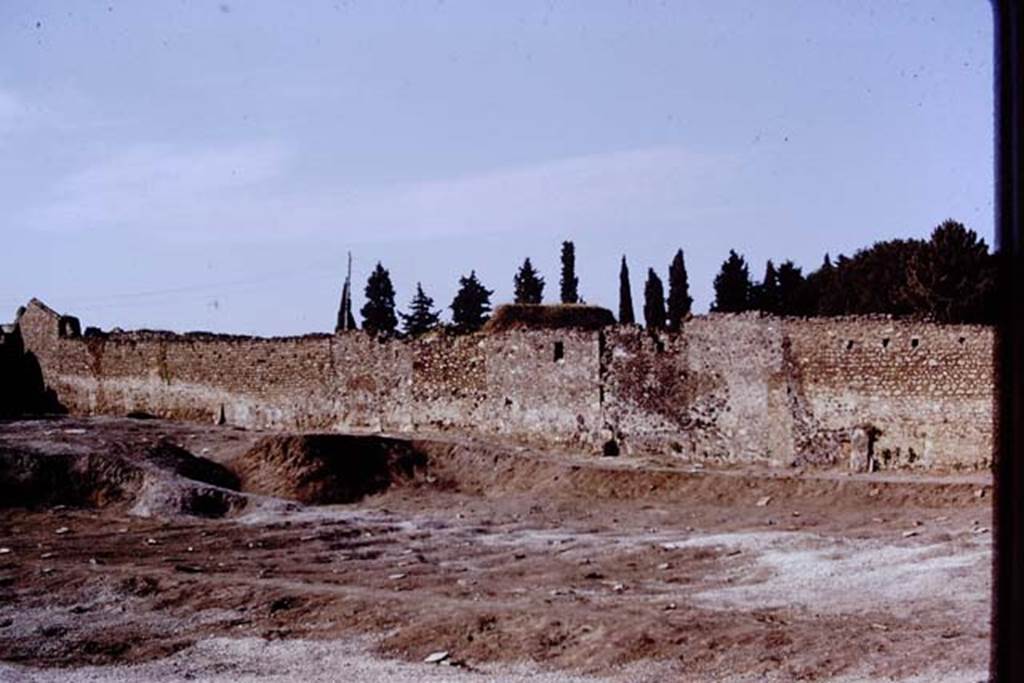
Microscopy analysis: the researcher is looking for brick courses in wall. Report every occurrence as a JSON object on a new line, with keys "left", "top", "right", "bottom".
{"left": 13, "top": 299, "right": 994, "bottom": 471}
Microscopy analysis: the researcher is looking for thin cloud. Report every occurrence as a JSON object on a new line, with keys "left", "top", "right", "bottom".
{"left": 25, "top": 141, "right": 292, "bottom": 234}
{"left": 23, "top": 143, "right": 739, "bottom": 245}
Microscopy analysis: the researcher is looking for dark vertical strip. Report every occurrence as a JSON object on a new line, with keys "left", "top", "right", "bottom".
{"left": 994, "top": 1, "right": 1023, "bottom": 680}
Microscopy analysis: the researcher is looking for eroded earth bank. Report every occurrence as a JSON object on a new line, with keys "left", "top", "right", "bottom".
{"left": 0, "top": 417, "right": 991, "bottom": 682}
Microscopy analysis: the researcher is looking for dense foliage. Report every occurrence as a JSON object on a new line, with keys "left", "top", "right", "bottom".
{"left": 715, "top": 220, "right": 996, "bottom": 323}
{"left": 643, "top": 268, "right": 667, "bottom": 330}
{"left": 711, "top": 250, "right": 753, "bottom": 313}
{"left": 450, "top": 270, "right": 494, "bottom": 333}
{"left": 513, "top": 258, "right": 545, "bottom": 305}
{"left": 400, "top": 283, "right": 441, "bottom": 336}
{"left": 666, "top": 249, "right": 692, "bottom": 331}
{"left": 560, "top": 241, "right": 580, "bottom": 304}
{"left": 618, "top": 256, "right": 635, "bottom": 325}
{"left": 360, "top": 262, "right": 398, "bottom": 336}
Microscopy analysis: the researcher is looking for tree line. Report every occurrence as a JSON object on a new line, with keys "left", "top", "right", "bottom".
{"left": 708, "top": 219, "right": 996, "bottom": 324}
{"left": 337, "top": 219, "right": 996, "bottom": 337}
{"left": 337, "top": 241, "right": 588, "bottom": 337}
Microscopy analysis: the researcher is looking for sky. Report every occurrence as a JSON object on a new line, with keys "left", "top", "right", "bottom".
{"left": 0, "top": 1, "right": 994, "bottom": 336}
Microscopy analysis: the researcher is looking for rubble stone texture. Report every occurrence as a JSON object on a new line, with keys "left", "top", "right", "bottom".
{"left": 12, "top": 298, "right": 993, "bottom": 471}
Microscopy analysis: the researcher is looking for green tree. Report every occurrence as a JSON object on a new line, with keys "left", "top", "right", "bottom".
{"left": 360, "top": 262, "right": 397, "bottom": 336}
{"left": 450, "top": 270, "right": 494, "bottom": 333}
{"left": 711, "top": 250, "right": 753, "bottom": 312}
{"left": 754, "top": 260, "right": 781, "bottom": 314}
{"left": 560, "top": 241, "right": 580, "bottom": 304}
{"left": 400, "top": 283, "right": 441, "bottom": 336}
{"left": 513, "top": 258, "right": 545, "bottom": 304}
{"left": 618, "top": 255, "right": 636, "bottom": 325}
{"left": 789, "top": 224, "right": 993, "bottom": 323}
{"left": 904, "top": 219, "right": 996, "bottom": 323}
{"left": 643, "top": 268, "right": 667, "bottom": 330}
{"left": 802, "top": 253, "right": 838, "bottom": 316}
{"left": 775, "top": 260, "right": 807, "bottom": 316}
{"left": 806, "top": 241, "right": 926, "bottom": 317}
{"left": 848, "top": 239, "right": 926, "bottom": 316}
{"left": 666, "top": 249, "right": 692, "bottom": 331}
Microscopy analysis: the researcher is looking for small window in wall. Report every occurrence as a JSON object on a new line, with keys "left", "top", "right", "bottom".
{"left": 881, "top": 338, "right": 890, "bottom": 349}
{"left": 911, "top": 338, "right": 920, "bottom": 349}
{"left": 553, "top": 341, "right": 564, "bottom": 361}
{"left": 846, "top": 340, "right": 855, "bottom": 351}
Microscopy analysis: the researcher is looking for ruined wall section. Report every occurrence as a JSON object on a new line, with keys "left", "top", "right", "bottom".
{"left": 16, "top": 301, "right": 604, "bottom": 451}
{"left": 404, "top": 330, "right": 602, "bottom": 449}
{"left": 783, "top": 318, "right": 994, "bottom": 470}
{"left": 19, "top": 300, "right": 359, "bottom": 428}
{"left": 0, "top": 313, "right": 58, "bottom": 416}
{"left": 685, "top": 316, "right": 799, "bottom": 464}
{"left": 17, "top": 300, "right": 94, "bottom": 412}
{"left": 408, "top": 333, "right": 487, "bottom": 433}
{"left": 601, "top": 317, "right": 799, "bottom": 464}
{"left": 16, "top": 299, "right": 994, "bottom": 470}
{"left": 483, "top": 330, "right": 602, "bottom": 449}
{"left": 601, "top": 328, "right": 706, "bottom": 456}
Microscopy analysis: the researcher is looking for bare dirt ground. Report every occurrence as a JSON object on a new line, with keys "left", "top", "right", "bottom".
{"left": 0, "top": 417, "right": 992, "bottom": 682}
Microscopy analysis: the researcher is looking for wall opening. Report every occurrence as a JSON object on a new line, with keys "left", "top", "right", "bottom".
{"left": 58, "top": 316, "right": 81, "bottom": 339}
{"left": 846, "top": 340, "right": 855, "bottom": 351}
{"left": 911, "top": 338, "right": 920, "bottom": 349}
{"left": 553, "top": 341, "right": 564, "bottom": 361}
{"left": 881, "top": 338, "right": 890, "bottom": 349}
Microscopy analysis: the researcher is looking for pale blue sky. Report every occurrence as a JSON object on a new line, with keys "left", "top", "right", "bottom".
{"left": 0, "top": 1, "right": 993, "bottom": 335}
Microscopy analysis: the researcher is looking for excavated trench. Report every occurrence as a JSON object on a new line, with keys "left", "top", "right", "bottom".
{"left": 0, "top": 431, "right": 432, "bottom": 518}
{"left": 232, "top": 434, "right": 428, "bottom": 505}
{"left": 0, "top": 421, "right": 992, "bottom": 520}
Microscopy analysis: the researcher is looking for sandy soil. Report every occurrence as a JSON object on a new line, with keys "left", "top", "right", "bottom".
{"left": 0, "top": 417, "right": 993, "bottom": 682}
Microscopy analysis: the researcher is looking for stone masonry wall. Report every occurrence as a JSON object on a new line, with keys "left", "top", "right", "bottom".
{"left": 14, "top": 299, "right": 994, "bottom": 471}
{"left": 782, "top": 318, "right": 994, "bottom": 470}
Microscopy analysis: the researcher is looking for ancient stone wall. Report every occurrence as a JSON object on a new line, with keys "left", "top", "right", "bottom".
{"left": 782, "top": 317, "right": 994, "bottom": 471}
{"left": 14, "top": 299, "right": 994, "bottom": 471}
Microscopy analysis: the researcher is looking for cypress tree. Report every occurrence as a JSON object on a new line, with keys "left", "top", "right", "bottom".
{"left": 400, "top": 283, "right": 441, "bottom": 336}
{"left": 755, "top": 260, "right": 781, "bottom": 313}
{"left": 335, "top": 279, "right": 357, "bottom": 332}
{"left": 559, "top": 241, "right": 580, "bottom": 304}
{"left": 513, "top": 258, "right": 545, "bottom": 304}
{"left": 360, "top": 262, "right": 398, "bottom": 336}
{"left": 711, "top": 250, "right": 753, "bottom": 313}
{"left": 335, "top": 252, "right": 357, "bottom": 332}
{"left": 450, "top": 270, "right": 494, "bottom": 334}
{"left": 618, "top": 255, "right": 635, "bottom": 325}
{"left": 643, "top": 268, "right": 667, "bottom": 330}
{"left": 666, "top": 249, "right": 692, "bottom": 331}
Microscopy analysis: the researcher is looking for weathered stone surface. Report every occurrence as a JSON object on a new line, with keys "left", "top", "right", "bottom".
{"left": 13, "top": 299, "right": 994, "bottom": 471}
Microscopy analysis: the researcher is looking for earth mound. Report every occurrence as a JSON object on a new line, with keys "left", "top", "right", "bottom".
{"left": 0, "top": 439, "right": 245, "bottom": 518}
{"left": 482, "top": 303, "right": 615, "bottom": 332}
{"left": 233, "top": 434, "right": 427, "bottom": 504}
